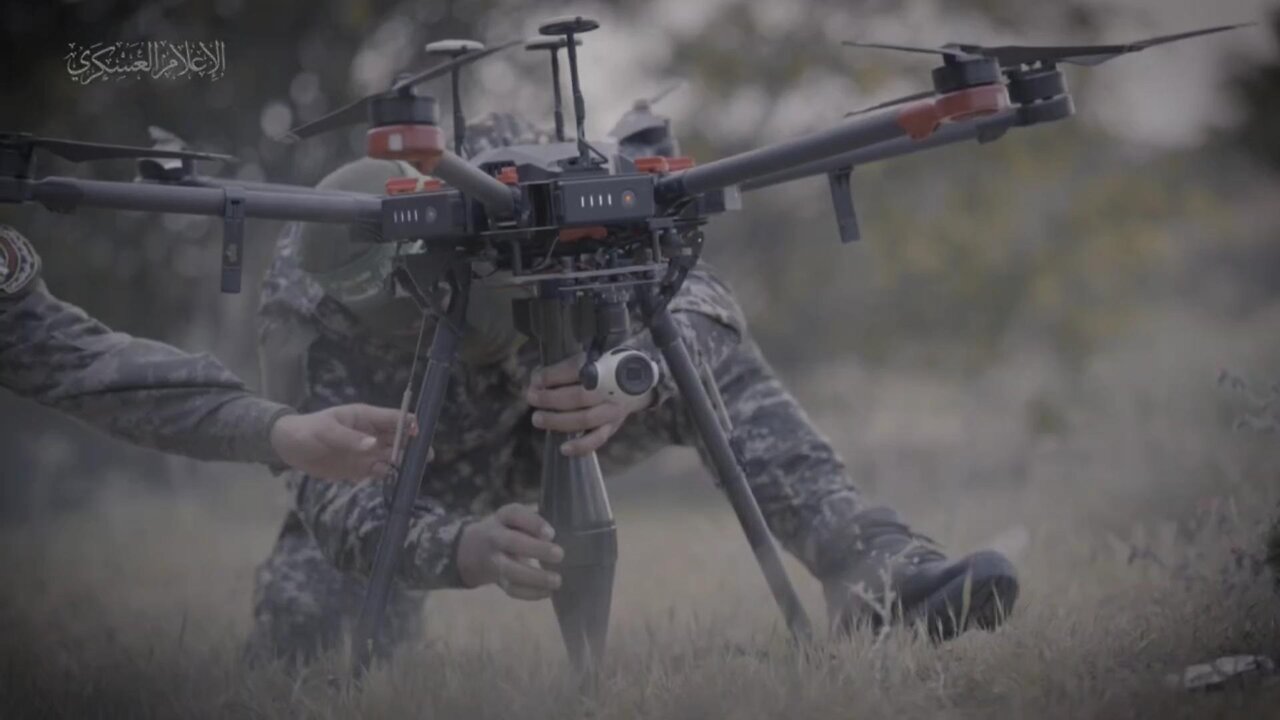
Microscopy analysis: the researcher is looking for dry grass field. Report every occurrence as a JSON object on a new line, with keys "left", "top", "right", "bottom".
{"left": 2, "top": 303, "right": 1279, "bottom": 719}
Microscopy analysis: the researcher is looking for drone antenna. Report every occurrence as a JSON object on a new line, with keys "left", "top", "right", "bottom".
{"left": 426, "top": 40, "right": 486, "bottom": 158}
{"left": 550, "top": 47, "right": 565, "bottom": 142}
{"left": 525, "top": 37, "right": 580, "bottom": 142}
{"left": 539, "top": 16, "right": 600, "bottom": 163}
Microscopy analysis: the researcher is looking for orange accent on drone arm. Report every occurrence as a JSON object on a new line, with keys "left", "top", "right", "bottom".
{"left": 665, "top": 156, "right": 695, "bottom": 172}
{"left": 934, "top": 84, "right": 1010, "bottom": 124}
{"left": 897, "top": 84, "right": 1011, "bottom": 141}
{"left": 896, "top": 102, "right": 942, "bottom": 141}
{"left": 633, "top": 156, "right": 669, "bottom": 174}
{"left": 385, "top": 177, "right": 420, "bottom": 196}
{"left": 384, "top": 177, "right": 445, "bottom": 195}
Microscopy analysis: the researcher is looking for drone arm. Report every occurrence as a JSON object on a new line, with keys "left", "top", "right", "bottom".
{"left": 8, "top": 176, "right": 382, "bottom": 224}
{"left": 657, "top": 109, "right": 910, "bottom": 201}
{"left": 432, "top": 150, "right": 518, "bottom": 215}
{"left": 173, "top": 175, "right": 374, "bottom": 198}
{"left": 656, "top": 82, "right": 1015, "bottom": 203}
{"left": 740, "top": 108, "right": 1022, "bottom": 192}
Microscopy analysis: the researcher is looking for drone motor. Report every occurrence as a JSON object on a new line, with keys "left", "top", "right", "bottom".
{"left": 366, "top": 93, "right": 445, "bottom": 171}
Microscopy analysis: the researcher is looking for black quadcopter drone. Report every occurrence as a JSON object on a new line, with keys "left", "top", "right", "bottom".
{"left": 0, "top": 16, "right": 1251, "bottom": 676}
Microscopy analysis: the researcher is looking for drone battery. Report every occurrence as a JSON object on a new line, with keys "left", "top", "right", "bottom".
{"left": 380, "top": 191, "right": 466, "bottom": 243}
{"left": 556, "top": 175, "right": 655, "bottom": 225}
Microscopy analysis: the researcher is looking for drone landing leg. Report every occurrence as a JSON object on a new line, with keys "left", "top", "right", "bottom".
{"left": 647, "top": 303, "right": 814, "bottom": 645}
{"left": 524, "top": 296, "right": 618, "bottom": 676}
{"left": 352, "top": 269, "right": 469, "bottom": 676}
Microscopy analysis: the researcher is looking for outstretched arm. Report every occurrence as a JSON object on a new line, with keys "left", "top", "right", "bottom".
{"left": 279, "top": 320, "right": 562, "bottom": 594}
{"left": 0, "top": 225, "right": 408, "bottom": 475}
{"left": 1, "top": 272, "right": 293, "bottom": 464}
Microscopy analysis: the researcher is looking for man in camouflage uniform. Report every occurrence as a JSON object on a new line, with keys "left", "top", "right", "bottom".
{"left": 249, "top": 113, "right": 1019, "bottom": 661}
{"left": 0, "top": 223, "right": 410, "bottom": 479}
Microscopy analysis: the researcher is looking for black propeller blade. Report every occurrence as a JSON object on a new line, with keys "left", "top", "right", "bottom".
{"left": 608, "top": 81, "right": 685, "bottom": 139}
{"left": 842, "top": 41, "right": 957, "bottom": 59}
{"left": 0, "top": 132, "right": 235, "bottom": 163}
{"left": 646, "top": 80, "right": 684, "bottom": 106}
{"left": 389, "top": 39, "right": 518, "bottom": 92}
{"left": 282, "top": 39, "right": 521, "bottom": 142}
{"left": 844, "top": 89, "right": 936, "bottom": 117}
{"left": 843, "top": 22, "right": 1253, "bottom": 68}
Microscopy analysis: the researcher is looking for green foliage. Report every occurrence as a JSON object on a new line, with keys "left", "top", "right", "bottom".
{"left": 702, "top": 121, "right": 1249, "bottom": 373}
{"left": 633, "top": 0, "right": 1272, "bottom": 373}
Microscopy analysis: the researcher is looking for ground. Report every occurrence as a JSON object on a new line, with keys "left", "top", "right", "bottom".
{"left": 1, "top": 304, "right": 1279, "bottom": 719}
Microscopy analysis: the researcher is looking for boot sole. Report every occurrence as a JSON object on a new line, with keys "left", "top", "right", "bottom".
{"left": 904, "top": 550, "right": 1019, "bottom": 642}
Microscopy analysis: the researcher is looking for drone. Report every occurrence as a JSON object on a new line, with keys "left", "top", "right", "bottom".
{"left": 0, "top": 16, "right": 1251, "bottom": 676}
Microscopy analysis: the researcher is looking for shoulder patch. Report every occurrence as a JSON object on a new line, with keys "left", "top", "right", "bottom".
{"left": 0, "top": 225, "right": 41, "bottom": 297}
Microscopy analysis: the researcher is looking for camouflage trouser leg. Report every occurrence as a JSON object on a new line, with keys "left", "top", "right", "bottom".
{"left": 601, "top": 281, "right": 874, "bottom": 582}
{"left": 246, "top": 513, "right": 426, "bottom": 664}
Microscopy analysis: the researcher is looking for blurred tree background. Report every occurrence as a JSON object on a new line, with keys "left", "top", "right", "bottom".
{"left": 0, "top": 0, "right": 1277, "bottom": 514}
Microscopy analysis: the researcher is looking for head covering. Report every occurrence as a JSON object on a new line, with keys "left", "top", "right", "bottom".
{"left": 293, "top": 113, "right": 551, "bottom": 365}
{"left": 608, "top": 97, "right": 681, "bottom": 160}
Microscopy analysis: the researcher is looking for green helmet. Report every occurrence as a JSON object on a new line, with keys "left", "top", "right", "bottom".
{"left": 295, "top": 128, "right": 535, "bottom": 365}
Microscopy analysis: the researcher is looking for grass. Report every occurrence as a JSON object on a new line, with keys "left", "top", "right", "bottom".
{"left": 2, "top": 304, "right": 1279, "bottom": 719}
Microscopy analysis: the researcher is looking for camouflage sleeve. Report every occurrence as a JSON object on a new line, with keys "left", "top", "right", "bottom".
{"left": 670, "top": 318, "right": 868, "bottom": 581}
{"left": 280, "top": 338, "right": 477, "bottom": 589}
{"left": 260, "top": 234, "right": 474, "bottom": 589}
{"left": 0, "top": 226, "right": 293, "bottom": 464}
{"left": 644, "top": 265, "right": 750, "bottom": 412}
{"left": 288, "top": 471, "right": 473, "bottom": 589}
{"left": 603, "top": 265, "right": 868, "bottom": 581}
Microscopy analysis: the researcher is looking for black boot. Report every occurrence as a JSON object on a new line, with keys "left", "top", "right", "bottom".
{"left": 822, "top": 508, "right": 1019, "bottom": 642}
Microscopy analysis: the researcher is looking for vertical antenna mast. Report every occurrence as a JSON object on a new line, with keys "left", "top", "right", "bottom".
{"left": 550, "top": 48, "right": 565, "bottom": 142}
{"left": 538, "top": 16, "right": 599, "bottom": 164}
{"left": 425, "top": 39, "right": 485, "bottom": 158}
{"left": 525, "top": 36, "right": 579, "bottom": 142}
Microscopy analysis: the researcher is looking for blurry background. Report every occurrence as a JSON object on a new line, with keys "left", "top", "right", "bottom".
{"left": 2, "top": 1, "right": 1280, "bottom": 716}
{"left": 0, "top": 0, "right": 1277, "bottom": 511}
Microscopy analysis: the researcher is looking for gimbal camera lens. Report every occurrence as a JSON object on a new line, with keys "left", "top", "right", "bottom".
{"left": 579, "top": 347, "right": 660, "bottom": 398}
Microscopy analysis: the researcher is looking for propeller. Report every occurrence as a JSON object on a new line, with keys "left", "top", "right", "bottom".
{"left": 842, "top": 23, "right": 1253, "bottom": 68}
{"left": 136, "top": 126, "right": 204, "bottom": 180}
{"left": 844, "top": 89, "right": 936, "bottom": 117}
{"left": 281, "top": 39, "right": 521, "bottom": 142}
{"left": 645, "top": 80, "right": 683, "bottom": 106}
{"left": 0, "top": 131, "right": 235, "bottom": 164}
{"left": 607, "top": 81, "right": 684, "bottom": 140}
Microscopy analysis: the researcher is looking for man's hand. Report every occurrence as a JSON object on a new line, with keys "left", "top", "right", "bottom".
{"left": 269, "top": 403, "right": 421, "bottom": 480}
{"left": 457, "top": 504, "right": 564, "bottom": 600}
{"left": 525, "top": 352, "right": 653, "bottom": 457}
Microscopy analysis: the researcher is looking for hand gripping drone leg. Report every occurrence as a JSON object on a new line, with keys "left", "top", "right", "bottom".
{"left": 352, "top": 257, "right": 471, "bottom": 673}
